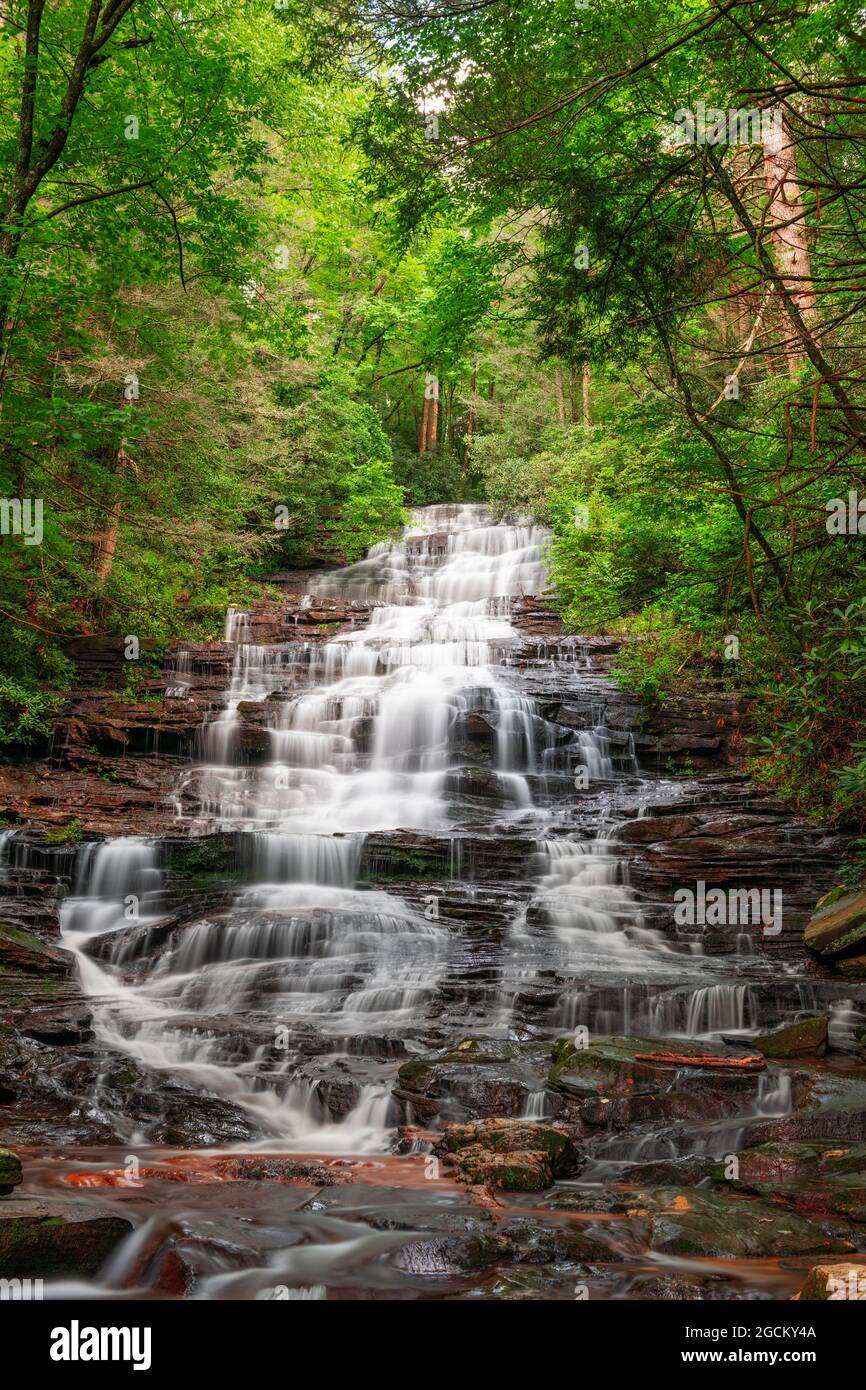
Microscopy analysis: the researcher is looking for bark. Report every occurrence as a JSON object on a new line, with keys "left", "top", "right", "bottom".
{"left": 93, "top": 441, "right": 129, "bottom": 587}
{"left": 418, "top": 391, "right": 429, "bottom": 453}
{"left": 427, "top": 391, "right": 439, "bottom": 448}
{"left": 761, "top": 110, "right": 817, "bottom": 369}
{"left": 581, "top": 361, "right": 591, "bottom": 425}
{"left": 92, "top": 378, "right": 139, "bottom": 587}
{"left": 466, "top": 369, "right": 477, "bottom": 451}
{"left": 711, "top": 153, "right": 866, "bottom": 449}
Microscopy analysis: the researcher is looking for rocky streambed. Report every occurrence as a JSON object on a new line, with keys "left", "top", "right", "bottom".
{"left": 1, "top": 503, "right": 865, "bottom": 1301}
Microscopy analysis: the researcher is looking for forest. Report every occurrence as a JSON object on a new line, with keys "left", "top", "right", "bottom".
{"left": 1, "top": 0, "right": 864, "bottom": 838}
{"left": 1, "top": 0, "right": 866, "bottom": 1328}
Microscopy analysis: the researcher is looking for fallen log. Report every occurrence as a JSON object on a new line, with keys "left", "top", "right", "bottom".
{"left": 635, "top": 1052, "right": 766, "bottom": 1072}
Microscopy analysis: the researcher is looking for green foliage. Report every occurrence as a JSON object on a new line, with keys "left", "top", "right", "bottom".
{"left": 1, "top": 0, "right": 865, "bottom": 853}
{"left": 44, "top": 819, "right": 83, "bottom": 845}
{"left": 750, "top": 596, "right": 866, "bottom": 828}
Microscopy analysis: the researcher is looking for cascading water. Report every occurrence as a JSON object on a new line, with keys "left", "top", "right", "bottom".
{"left": 51, "top": 504, "right": 793, "bottom": 1161}
{"left": 59, "top": 505, "right": 579, "bottom": 1151}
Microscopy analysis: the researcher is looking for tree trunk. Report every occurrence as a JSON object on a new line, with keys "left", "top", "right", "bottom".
{"left": 761, "top": 109, "right": 816, "bottom": 369}
{"left": 462, "top": 369, "right": 477, "bottom": 490}
{"left": 427, "top": 391, "right": 439, "bottom": 448}
{"left": 581, "top": 361, "right": 591, "bottom": 425}
{"left": 418, "top": 390, "right": 429, "bottom": 453}
{"left": 93, "top": 439, "right": 129, "bottom": 588}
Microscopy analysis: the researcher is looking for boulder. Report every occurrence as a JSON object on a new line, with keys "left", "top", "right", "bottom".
{"left": 447, "top": 1146, "right": 553, "bottom": 1192}
{"left": 804, "top": 889, "right": 866, "bottom": 959}
{"left": 753, "top": 1016, "right": 828, "bottom": 1058}
{"left": 0, "top": 1196, "right": 133, "bottom": 1277}
{"left": 635, "top": 1188, "right": 852, "bottom": 1259}
{"left": 548, "top": 1035, "right": 749, "bottom": 1095}
{"left": 713, "top": 1141, "right": 866, "bottom": 1189}
{"left": 0, "top": 923, "right": 70, "bottom": 976}
{"left": 440, "top": 1118, "right": 579, "bottom": 1178}
{"left": 393, "top": 1038, "right": 553, "bottom": 1122}
{"left": 799, "top": 1262, "right": 866, "bottom": 1300}
{"left": 0, "top": 1149, "right": 22, "bottom": 1196}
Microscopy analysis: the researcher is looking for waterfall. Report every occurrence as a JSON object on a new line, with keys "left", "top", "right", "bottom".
{"left": 58, "top": 505, "right": 569, "bottom": 1151}
{"left": 41, "top": 502, "right": 801, "bottom": 1159}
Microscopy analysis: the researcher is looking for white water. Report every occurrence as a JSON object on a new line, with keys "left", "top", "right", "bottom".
{"left": 59, "top": 506, "right": 563, "bottom": 1151}
{"left": 50, "top": 504, "right": 789, "bottom": 1156}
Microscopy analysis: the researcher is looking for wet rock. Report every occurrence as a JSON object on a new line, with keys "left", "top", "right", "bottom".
{"left": 444, "top": 767, "right": 521, "bottom": 806}
{"left": 827, "top": 1183, "right": 866, "bottom": 1223}
{"left": 21, "top": 1004, "right": 93, "bottom": 1046}
{"left": 617, "top": 815, "right": 702, "bottom": 844}
{"left": 360, "top": 833, "right": 453, "bottom": 883}
{"left": 798, "top": 1261, "right": 866, "bottom": 1300}
{"left": 0, "top": 1196, "right": 133, "bottom": 1277}
{"left": 0, "top": 923, "right": 70, "bottom": 975}
{"left": 440, "top": 1119, "right": 579, "bottom": 1178}
{"left": 393, "top": 1038, "right": 553, "bottom": 1122}
{"left": 374, "top": 1203, "right": 512, "bottom": 1274}
{"left": 377, "top": 1199, "right": 614, "bottom": 1270}
{"left": 0, "top": 1148, "right": 22, "bottom": 1196}
{"left": 753, "top": 1015, "right": 828, "bottom": 1058}
{"left": 147, "top": 1246, "right": 199, "bottom": 1297}
{"left": 448, "top": 1146, "right": 553, "bottom": 1192}
{"left": 634, "top": 1188, "right": 853, "bottom": 1259}
{"left": 715, "top": 1141, "right": 866, "bottom": 1189}
{"left": 548, "top": 1035, "right": 750, "bottom": 1096}
{"left": 805, "top": 888, "right": 866, "bottom": 964}
{"left": 218, "top": 1157, "right": 350, "bottom": 1185}
{"left": 628, "top": 1273, "right": 754, "bottom": 1301}
{"left": 616, "top": 1156, "right": 713, "bottom": 1187}
{"left": 92, "top": 1056, "right": 260, "bottom": 1145}
{"left": 745, "top": 1100, "right": 866, "bottom": 1148}
{"left": 438, "top": 1117, "right": 579, "bottom": 1189}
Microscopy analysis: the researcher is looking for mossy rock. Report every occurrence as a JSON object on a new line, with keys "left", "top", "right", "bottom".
{"left": 804, "top": 888, "right": 866, "bottom": 959}
{"left": 161, "top": 833, "right": 242, "bottom": 880}
{"left": 815, "top": 885, "right": 850, "bottom": 912}
{"left": 452, "top": 1145, "right": 553, "bottom": 1192}
{"left": 397, "top": 1038, "right": 551, "bottom": 1093}
{"left": 0, "top": 1149, "right": 22, "bottom": 1197}
{"left": 0, "top": 924, "right": 69, "bottom": 975}
{"left": 547, "top": 1035, "right": 719, "bottom": 1096}
{"left": 753, "top": 1015, "right": 827, "bottom": 1058}
{"left": 637, "top": 1188, "right": 853, "bottom": 1259}
{"left": 708, "top": 1141, "right": 866, "bottom": 1189}
{"left": 799, "top": 1262, "right": 866, "bottom": 1301}
{"left": 0, "top": 1198, "right": 132, "bottom": 1276}
{"left": 44, "top": 819, "right": 83, "bottom": 845}
{"left": 395, "top": 1059, "right": 436, "bottom": 1092}
{"left": 828, "top": 1183, "right": 866, "bottom": 1223}
{"left": 441, "top": 1119, "right": 579, "bottom": 1176}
